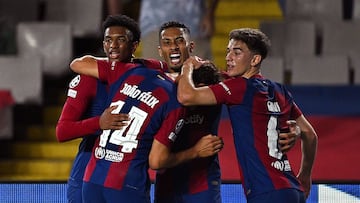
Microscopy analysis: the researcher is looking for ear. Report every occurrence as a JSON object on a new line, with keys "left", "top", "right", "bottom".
{"left": 132, "top": 41, "right": 139, "bottom": 54}
{"left": 251, "top": 54, "right": 262, "bottom": 67}
{"left": 189, "top": 41, "right": 195, "bottom": 53}
{"left": 102, "top": 40, "right": 106, "bottom": 54}
{"left": 158, "top": 45, "right": 162, "bottom": 57}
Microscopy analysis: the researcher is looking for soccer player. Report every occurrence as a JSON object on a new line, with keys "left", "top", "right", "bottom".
{"left": 152, "top": 61, "right": 223, "bottom": 203}
{"left": 177, "top": 28, "right": 318, "bottom": 203}
{"left": 151, "top": 21, "right": 301, "bottom": 203}
{"left": 55, "top": 14, "right": 140, "bottom": 203}
{"left": 151, "top": 21, "right": 223, "bottom": 203}
{"left": 71, "top": 57, "right": 223, "bottom": 203}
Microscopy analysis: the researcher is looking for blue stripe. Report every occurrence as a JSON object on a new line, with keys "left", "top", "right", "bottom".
{"left": 287, "top": 85, "right": 360, "bottom": 116}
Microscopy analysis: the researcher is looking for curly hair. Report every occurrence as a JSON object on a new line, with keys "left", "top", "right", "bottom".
{"left": 102, "top": 14, "right": 141, "bottom": 43}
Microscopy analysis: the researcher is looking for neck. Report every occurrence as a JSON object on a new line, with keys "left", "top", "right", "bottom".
{"left": 242, "top": 67, "right": 260, "bottom": 79}
{"left": 165, "top": 72, "right": 179, "bottom": 81}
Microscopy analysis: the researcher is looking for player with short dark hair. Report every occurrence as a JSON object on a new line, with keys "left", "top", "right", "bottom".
{"left": 153, "top": 21, "right": 301, "bottom": 203}
{"left": 70, "top": 58, "right": 223, "bottom": 202}
{"left": 153, "top": 61, "right": 223, "bottom": 203}
{"left": 177, "top": 28, "right": 318, "bottom": 203}
{"left": 81, "top": 61, "right": 184, "bottom": 203}
{"left": 150, "top": 21, "right": 223, "bottom": 203}
{"left": 56, "top": 14, "right": 141, "bottom": 203}
{"left": 70, "top": 16, "right": 223, "bottom": 202}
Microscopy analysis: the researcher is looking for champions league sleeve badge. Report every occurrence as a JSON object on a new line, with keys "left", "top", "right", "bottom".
{"left": 168, "top": 119, "right": 185, "bottom": 142}
{"left": 67, "top": 75, "right": 81, "bottom": 98}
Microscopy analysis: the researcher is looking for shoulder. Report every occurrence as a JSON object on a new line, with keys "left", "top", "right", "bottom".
{"left": 67, "top": 74, "right": 99, "bottom": 97}
{"left": 69, "top": 74, "right": 98, "bottom": 88}
{"left": 133, "top": 58, "right": 168, "bottom": 72}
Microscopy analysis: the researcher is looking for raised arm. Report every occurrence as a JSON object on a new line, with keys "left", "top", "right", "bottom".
{"left": 177, "top": 57, "right": 217, "bottom": 106}
{"left": 70, "top": 55, "right": 106, "bottom": 78}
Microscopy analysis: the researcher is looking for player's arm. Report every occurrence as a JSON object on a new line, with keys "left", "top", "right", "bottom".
{"left": 70, "top": 55, "right": 105, "bottom": 78}
{"left": 56, "top": 104, "right": 129, "bottom": 142}
{"left": 56, "top": 75, "right": 128, "bottom": 142}
{"left": 295, "top": 114, "right": 318, "bottom": 198}
{"left": 56, "top": 75, "right": 100, "bottom": 142}
{"left": 56, "top": 102, "right": 101, "bottom": 142}
{"left": 149, "top": 134, "right": 223, "bottom": 170}
{"left": 177, "top": 57, "right": 217, "bottom": 106}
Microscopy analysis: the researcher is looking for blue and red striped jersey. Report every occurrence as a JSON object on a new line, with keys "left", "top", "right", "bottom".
{"left": 210, "top": 74, "right": 303, "bottom": 198}
{"left": 84, "top": 63, "right": 185, "bottom": 193}
{"left": 155, "top": 104, "right": 222, "bottom": 197}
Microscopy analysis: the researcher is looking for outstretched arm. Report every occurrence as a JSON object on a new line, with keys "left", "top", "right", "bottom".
{"left": 70, "top": 55, "right": 106, "bottom": 78}
{"left": 149, "top": 134, "right": 223, "bottom": 170}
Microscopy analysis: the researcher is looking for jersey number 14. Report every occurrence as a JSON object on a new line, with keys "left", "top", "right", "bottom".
{"left": 99, "top": 100, "right": 148, "bottom": 153}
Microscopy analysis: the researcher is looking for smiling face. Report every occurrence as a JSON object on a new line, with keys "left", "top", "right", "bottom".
{"left": 158, "top": 27, "right": 194, "bottom": 73}
{"left": 225, "top": 38, "right": 261, "bottom": 78}
{"left": 103, "top": 26, "right": 137, "bottom": 62}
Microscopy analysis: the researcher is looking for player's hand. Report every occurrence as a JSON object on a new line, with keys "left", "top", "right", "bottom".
{"left": 278, "top": 120, "right": 301, "bottom": 153}
{"left": 99, "top": 106, "right": 130, "bottom": 130}
{"left": 194, "top": 134, "right": 224, "bottom": 158}
{"left": 183, "top": 56, "right": 208, "bottom": 70}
